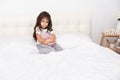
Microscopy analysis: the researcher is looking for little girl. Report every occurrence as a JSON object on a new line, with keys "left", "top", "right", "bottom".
{"left": 33, "top": 11, "right": 63, "bottom": 54}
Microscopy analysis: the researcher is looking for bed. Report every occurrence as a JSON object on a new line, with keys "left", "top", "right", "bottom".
{"left": 0, "top": 13, "right": 120, "bottom": 80}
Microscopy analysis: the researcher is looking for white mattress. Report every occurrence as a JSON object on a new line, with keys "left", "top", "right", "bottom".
{"left": 0, "top": 33, "right": 120, "bottom": 80}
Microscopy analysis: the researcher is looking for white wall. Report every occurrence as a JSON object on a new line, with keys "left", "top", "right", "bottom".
{"left": 91, "top": 0, "right": 120, "bottom": 43}
{"left": 0, "top": 0, "right": 120, "bottom": 43}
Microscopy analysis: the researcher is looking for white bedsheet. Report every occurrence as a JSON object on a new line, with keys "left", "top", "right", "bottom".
{"left": 0, "top": 35, "right": 120, "bottom": 80}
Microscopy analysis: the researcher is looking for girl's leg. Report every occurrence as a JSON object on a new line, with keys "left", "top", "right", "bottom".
{"left": 36, "top": 44, "right": 55, "bottom": 54}
{"left": 53, "top": 44, "right": 63, "bottom": 52}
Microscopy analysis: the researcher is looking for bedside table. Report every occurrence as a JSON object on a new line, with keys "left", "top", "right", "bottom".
{"left": 100, "top": 32, "right": 120, "bottom": 53}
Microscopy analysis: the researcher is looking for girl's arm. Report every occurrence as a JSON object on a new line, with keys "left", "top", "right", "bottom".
{"left": 50, "top": 34, "right": 56, "bottom": 42}
{"left": 45, "top": 34, "right": 56, "bottom": 43}
{"left": 36, "top": 34, "right": 49, "bottom": 45}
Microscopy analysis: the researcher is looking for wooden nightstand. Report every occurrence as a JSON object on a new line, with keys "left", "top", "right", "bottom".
{"left": 100, "top": 32, "right": 120, "bottom": 53}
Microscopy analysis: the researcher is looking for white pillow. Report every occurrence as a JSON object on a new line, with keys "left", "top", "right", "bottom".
{"left": 56, "top": 33, "right": 92, "bottom": 49}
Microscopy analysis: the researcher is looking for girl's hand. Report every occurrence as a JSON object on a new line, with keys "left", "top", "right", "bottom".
{"left": 49, "top": 34, "right": 56, "bottom": 42}
{"left": 42, "top": 40, "right": 50, "bottom": 45}
{"left": 45, "top": 39, "right": 51, "bottom": 43}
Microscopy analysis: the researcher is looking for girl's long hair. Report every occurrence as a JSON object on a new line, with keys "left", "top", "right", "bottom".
{"left": 33, "top": 11, "right": 53, "bottom": 41}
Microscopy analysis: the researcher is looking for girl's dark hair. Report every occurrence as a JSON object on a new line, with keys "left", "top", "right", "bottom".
{"left": 33, "top": 11, "right": 53, "bottom": 41}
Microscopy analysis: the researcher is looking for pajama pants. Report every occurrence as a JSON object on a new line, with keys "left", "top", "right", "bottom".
{"left": 36, "top": 43, "right": 63, "bottom": 54}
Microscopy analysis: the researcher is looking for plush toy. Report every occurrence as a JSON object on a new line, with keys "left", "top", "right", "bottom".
{"left": 41, "top": 32, "right": 55, "bottom": 46}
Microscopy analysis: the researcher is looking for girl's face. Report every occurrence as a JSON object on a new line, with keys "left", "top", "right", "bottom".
{"left": 40, "top": 17, "right": 49, "bottom": 29}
